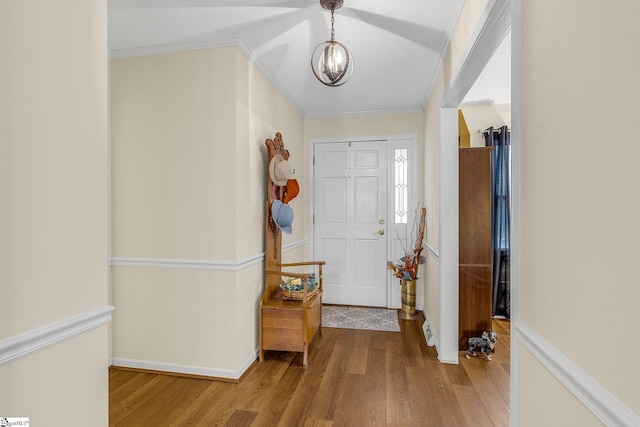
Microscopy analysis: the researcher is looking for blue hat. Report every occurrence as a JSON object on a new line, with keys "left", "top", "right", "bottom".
{"left": 271, "top": 199, "right": 293, "bottom": 234}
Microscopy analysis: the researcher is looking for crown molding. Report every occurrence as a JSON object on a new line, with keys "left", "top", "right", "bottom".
{"left": 108, "top": 38, "right": 238, "bottom": 59}
{"left": 304, "top": 106, "right": 424, "bottom": 120}
{"left": 109, "top": 39, "right": 430, "bottom": 120}
{"left": 420, "top": 0, "right": 466, "bottom": 112}
{"left": 0, "top": 305, "right": 114, "bottom": 365}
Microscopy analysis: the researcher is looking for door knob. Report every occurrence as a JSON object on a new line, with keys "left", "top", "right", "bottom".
{"left": 377, "top": 229, "right": 385, "bottom": 235}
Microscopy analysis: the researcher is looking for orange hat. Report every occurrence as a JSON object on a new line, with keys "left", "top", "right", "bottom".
{"left": 284, "top": 179, "right": 299, "bottom": 204}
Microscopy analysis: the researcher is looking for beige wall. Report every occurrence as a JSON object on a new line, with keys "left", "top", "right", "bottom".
{"left": 422, "top": 67, "right": 444, "bottom": 345}
{"left": 518, "top": 346, "right": 604, "bottom": 426}
{"left": 443, "top": 0, "right": 490, "bottom": 85}
{"left": 110, "top": 46, "right": 304, "bottom": 376}
{"left": 420, "top": 0, "right": 490, "bottom": 359}
{"left": 1, "top": 327, "right": 110, "bottom": 425}
{"left": 110, "top": 48, "right": 238, "bottom": 261}
{"left": 0, "top": 0, "right": 110, "bottom": 424}
{"left": 304, "top": 113, "right": 424, "bottom": 140}
{"left": 460, "top": 103, "right": 511, "bottom": 147}
{"left": 518, "top": 0, "right": 640, "bottom": 421}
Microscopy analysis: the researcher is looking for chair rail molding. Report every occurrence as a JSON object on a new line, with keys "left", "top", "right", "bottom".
{"left": 516, "top": 322, "right": 640, "bottom": 427}
{"left": 109, "top": 240, "right": 308, "bottom": 271}
{"left": 0, "top": 305, "right": 114, "bottom": 365}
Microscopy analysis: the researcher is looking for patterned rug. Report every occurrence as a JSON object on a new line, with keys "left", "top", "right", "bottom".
{"left": 322, "top": 305, "right": 401, "bottom": 332}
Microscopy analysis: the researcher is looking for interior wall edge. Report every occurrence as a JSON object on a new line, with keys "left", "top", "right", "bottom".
{"left": 515, "top": 321, "right": 640, "bottom": 426}
{"left": 0, "top": 305, "right": 114, "bottom": 366}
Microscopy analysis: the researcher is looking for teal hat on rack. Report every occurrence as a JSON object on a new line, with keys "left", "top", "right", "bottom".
{"left": 271, "top": 199, "right": 293, "bottom": 234}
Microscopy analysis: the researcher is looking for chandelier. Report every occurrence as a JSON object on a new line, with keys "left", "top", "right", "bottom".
{"left": 311, "top": 0, "right": 354, "bottom": 87}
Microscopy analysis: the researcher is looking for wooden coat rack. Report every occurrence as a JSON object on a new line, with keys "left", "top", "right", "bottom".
{"left": 259, "top": 132, "right": 325, "bottom": 368}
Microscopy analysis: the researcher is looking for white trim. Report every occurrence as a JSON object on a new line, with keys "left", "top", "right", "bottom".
{"left": 441, "top": 0, "right": 511, "bottom": 108}
{"left": 436, "top": 0, "right": 512, "bottom": 373}
{"left": 109, "top": 256, "right": 262, "bottom": 271}
{"left": 516, "top": 323, "right": 640, "bottom": 427}
{"left": 0, "top": 305, "right": 114, "bottom": 365}
{"left": 109, "top": 38, "right": 239, "bottom": 59}
{"left": 438, "top": 107, "right": 460, "bottom": 365}
{"left": 388, "top": 136, "right": 419, "bottom": 309}
{"left": 304, "top": 107, "right": 423, "bottom": 120}
{"left": 109, "top": 240, "right": 307, "bottom": 271}
{"left": 110, "top": 38, "right": 431, "bottom": 120}
{"left": 110, "top": 39, "right": 427, "bottom": 120}
{"left": 112, "top": 349, "right": 258, "bottom": 381}
{"left": 510, "top": 0, "right": 523, "bottom": 424}
{"left": 308, "top": 134, "right": 418, "bottom": 309}
{"left": 110, "top": 39, "right": 307, "bottom": 118}
{"left": 424, "top": 243, "right": 440, "bottom": 260}
{"left": 282, "top": 239, "right": 308, "bottom": 253}
{"left": 421, "top": 0, "right": 467, "bottom": 110}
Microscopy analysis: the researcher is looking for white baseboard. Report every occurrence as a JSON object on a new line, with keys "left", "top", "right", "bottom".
{"left": 516, "top": 322, "right": 640, "bottom": 426}
{"left": 0, "top": 305, "right": 114, "bottom": 365}
{"left": 421, "top": 309, "right": 458, "bottom": 364}
{"left": 111, "top": 349, "right": 259, "bottom": 381}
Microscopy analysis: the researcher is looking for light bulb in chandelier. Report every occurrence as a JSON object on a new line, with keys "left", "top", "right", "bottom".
{"left": 311, "top": 0, "right": 354, "bottom": 87}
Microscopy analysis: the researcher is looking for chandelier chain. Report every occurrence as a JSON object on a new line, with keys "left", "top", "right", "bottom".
{"left": 311, "top": 0, "right": 353, "bottom": 87}
{"left": 330, "top": 6, "right": 335, "bottom": 41}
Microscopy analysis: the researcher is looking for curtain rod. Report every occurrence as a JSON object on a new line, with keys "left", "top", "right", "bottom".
{"left": 478, "top": 128, "right": 510, "bottom": 134}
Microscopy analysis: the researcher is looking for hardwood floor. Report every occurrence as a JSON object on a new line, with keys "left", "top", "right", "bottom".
{"left": 109, "top": 314, "right": 510, "bottom": 426}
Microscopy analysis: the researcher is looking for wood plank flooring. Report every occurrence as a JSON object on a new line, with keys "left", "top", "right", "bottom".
{"left": 110, "top": 314, "right": 510, "bottom": 426}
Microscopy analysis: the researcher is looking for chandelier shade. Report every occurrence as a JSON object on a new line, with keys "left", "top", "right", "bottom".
{"left": 311, "top": 0, "right": 354, "bottom": 87}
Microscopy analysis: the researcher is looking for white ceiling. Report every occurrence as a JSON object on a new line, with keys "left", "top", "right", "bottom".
{"left": 109, "top": 0, "right": 508, "bottom": 118}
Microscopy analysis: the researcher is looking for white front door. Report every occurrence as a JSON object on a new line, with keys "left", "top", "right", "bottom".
{"left": 313, "top": 141, "right": 388, "bottom": 307}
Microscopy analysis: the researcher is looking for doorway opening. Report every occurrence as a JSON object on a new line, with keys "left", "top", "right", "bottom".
{"left": 309, "top": 135, "right": 418, "bottom": 309}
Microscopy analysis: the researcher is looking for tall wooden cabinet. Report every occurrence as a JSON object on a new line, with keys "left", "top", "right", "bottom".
{"left": 459, "top": 147, "right": 494, "bottom": 350}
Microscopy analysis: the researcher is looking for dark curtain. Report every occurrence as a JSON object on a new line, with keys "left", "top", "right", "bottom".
{"left": 484, "top": 126, "right": 511, "bottom": 318}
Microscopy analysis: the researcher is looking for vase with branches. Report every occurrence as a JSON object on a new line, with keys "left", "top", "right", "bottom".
{"left": 387, "top": 206, "right": 427, "bottom": 281}
{"left": 388, "top": 206, "right": 426, "bottom": 320}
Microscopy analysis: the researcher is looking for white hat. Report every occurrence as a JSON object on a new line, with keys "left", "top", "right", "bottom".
{"left": 269, "top": 154, "right": 293, "bottom": 186}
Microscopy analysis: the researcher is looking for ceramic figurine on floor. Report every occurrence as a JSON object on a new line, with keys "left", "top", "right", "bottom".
{"left": 466, "top": 330, "right": 498, "bottom": 361}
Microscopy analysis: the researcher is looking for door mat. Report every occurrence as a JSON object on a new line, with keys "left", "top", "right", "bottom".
{"left": 322, "top": 305, "right": 401, "bottom": 332}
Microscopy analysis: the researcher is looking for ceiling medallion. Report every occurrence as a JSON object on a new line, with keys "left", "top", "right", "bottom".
{"left": 311, "top": 0, "right": 354, "bottom": 87}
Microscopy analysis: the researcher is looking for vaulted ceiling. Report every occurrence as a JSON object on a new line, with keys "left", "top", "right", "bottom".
{"left": 109, "top": 0, "right": 509, "bottom": 118}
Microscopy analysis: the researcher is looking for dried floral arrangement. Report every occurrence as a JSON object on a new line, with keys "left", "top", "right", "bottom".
{"left": 387, "top": 206, "right": 426, "bottom": 281}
